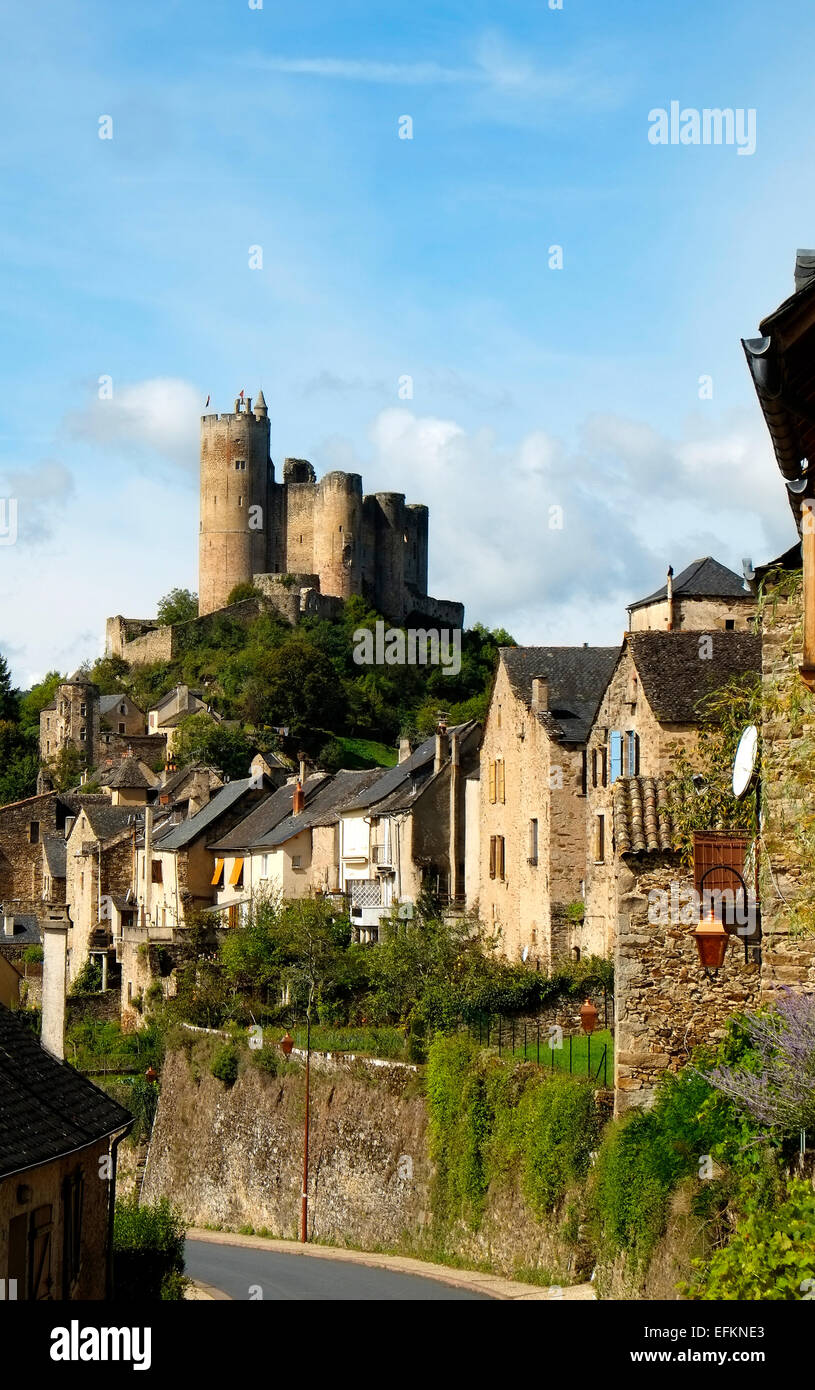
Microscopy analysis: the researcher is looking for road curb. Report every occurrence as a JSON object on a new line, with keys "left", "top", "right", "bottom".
{"left": 186, "top": 1228, "right": 595, "bottom": 1301}
{"left": 184, "top": 1276, "right": 233, "bottom": 1301}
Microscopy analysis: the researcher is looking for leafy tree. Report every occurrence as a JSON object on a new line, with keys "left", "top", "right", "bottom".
{"left": 18, "top": 670, "right": 62, "bottom": 739}
{"left": 685, "top": 1178, "right": 815, "bottom": 1300}
{"left": 48, "top": 744, "right": 85, "bottom": 792}
{"left": 0, "top": 652, "right": 18, "bottom": 722}
{"left": 171, "top": 712, "right": 255, "bottom": 781}
{"left": 88, "top": 654, "right": 131, "bottom": 695}
{"left": 240, "top": 635, "right": 347, "bottom": 744}
{"left": 226, "top": 582, "right": 262, "bottom": 606}
{"left": 156, "top": 587, "right": 198, "bottom": 626}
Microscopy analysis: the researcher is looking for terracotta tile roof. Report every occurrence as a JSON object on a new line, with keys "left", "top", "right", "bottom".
{"left": 612, "top": 775, "right": 682, "bottom": 855}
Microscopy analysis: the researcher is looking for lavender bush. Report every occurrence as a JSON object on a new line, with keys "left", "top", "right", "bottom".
{"left": 701, "top": 989, "right": 815, "bottom": 1137}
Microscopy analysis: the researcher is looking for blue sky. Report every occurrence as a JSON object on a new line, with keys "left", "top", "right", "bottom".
{"left": 1, "top": 0, "right": 813, "bottom": 683}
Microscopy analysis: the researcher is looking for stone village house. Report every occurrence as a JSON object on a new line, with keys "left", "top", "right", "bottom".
{"left": 337, "top": 722, "right": 481, "bottom": 940}
{"left": 582, "top": 627, "right": 762, "bottom": 957}
{"left": 477, "top": 647, "right": 619, "bottom": 966}
{"left": 626, "top": 555, "right": 756, "bottom": 634}
{"left": 0, "top": 1003, "right": 131, "bottom": 1300}
{"left": 743, "top": 247, "right": 815, "bottom": 1000}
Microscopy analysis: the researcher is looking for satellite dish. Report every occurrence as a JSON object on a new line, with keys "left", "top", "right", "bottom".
{"left": 732, "top": 725, "right": 759, "bottom": 798}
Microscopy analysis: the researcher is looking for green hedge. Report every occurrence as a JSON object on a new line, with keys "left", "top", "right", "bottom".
{"left": 112, "top": 1198, "right": 187, "bottom": 1301}
{"left": 425, "top": 1035, "right": 600, "bottom": 1230}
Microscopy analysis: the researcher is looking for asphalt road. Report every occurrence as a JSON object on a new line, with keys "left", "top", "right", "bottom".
{"left": 185, "top": 1239, "right": 493, "bottom": 1301}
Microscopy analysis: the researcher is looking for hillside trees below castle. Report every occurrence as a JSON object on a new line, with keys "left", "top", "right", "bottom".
{"left": 82, "top": 593, "right": 515, "bottom": 766}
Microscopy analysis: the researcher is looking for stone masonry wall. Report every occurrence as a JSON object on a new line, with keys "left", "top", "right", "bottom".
{"left": 144, "top": 1045, "right": 591, "bottom": 1282}
{"left": 760, "top": 572, "right": 815, "bottom": 996}
{"left": 614, "top": 853, "right": 760, "bottom": 1113}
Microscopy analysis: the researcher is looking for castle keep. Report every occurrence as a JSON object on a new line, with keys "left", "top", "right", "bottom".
{"left": 198, "top": 391, "right": 460, "bottom": 625}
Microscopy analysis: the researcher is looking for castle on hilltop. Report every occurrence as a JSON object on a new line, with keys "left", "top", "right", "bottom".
{"left": 198, "top": 390, "right": 463, "bottom": 625}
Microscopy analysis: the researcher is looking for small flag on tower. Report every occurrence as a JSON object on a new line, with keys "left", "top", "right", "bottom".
{"left": 205, "top": 394, "right": 210, "bottom": 408}
{"left": 240, "top": 389, "right": 245, "bottom": 400}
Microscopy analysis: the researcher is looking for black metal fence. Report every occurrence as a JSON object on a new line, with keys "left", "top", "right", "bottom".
{"left": 461, "top": 1013, "right": 611, "bottom": 1087}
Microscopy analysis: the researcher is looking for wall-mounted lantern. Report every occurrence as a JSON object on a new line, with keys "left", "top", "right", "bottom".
{"left": 279, "top": 1031, "right": 294, "bottom": 1058}
{"left": 691, "top": 865, "right": 749, "bottom": 974}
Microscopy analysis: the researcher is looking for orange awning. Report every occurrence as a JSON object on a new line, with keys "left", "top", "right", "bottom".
{"left": 211, "top": 858, "right": 224, "bottom": 886}
{"left": 228, "top": 857, "right": 244, "bottom": 886}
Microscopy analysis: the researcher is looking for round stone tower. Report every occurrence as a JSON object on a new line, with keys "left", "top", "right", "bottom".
{"left": 313, "top": 472, "right": 363, "bottom": 600}
{"left": 199, "top": 392, "right": 272, "bottom": 615}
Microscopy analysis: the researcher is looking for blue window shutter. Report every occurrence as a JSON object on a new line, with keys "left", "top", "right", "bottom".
{"left": 610, "top": 731, "right": 623, "bottom": 784}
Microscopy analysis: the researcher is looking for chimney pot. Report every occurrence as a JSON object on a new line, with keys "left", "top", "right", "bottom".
{"left": 293, "top": 781, "right": 305, "bottom": 815}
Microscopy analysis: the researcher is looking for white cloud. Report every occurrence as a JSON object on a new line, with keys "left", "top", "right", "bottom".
{"left": 359, "top": 404, "right": 795, "bottom": 643}
{"left": 65, "top": 377, "right": 202, "bottom": 474}
{"left": 0, "top": 458, "right": 74, "bottom": 543}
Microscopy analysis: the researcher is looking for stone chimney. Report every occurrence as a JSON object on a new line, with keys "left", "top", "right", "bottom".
{"left": 434, "top": 722, "right": 449, "bottom": 774}
{"left": 64, "top": 815, "right": 75, "bottom": 841}
{"left": 398, "top": 736, "right": 413, "bottom": 764}
{"left": 41, "top": 905, "right": 70, "bottom": 1060}
{"left": 531, "top": 677, "right": 549, "bottom": 713}
{"left": 292, "top": 781, "right": 305, "bottom": 815}
{"left": 187, "top": 769, "right": 212, "bottom": 817}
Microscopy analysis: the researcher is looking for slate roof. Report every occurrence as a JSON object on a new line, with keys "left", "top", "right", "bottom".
{"left": 0, "top": 915, "right": 41, "bottom": 948}
{"left": 41, "top": 836, "right": 67, "bottom": 879}
{"left": 252, "top": 770, "right": 385, "bottom": 850}
{"left": 628, "top": 557, "right": 751, "bottom": 612}
{"left": 626, "top": 630, "right": 761, "bottom": 723}
{"left": 501, "top": 648, "right": 621, "bottom": 744}
{"left": 79, "top": 803, "right": 144, "bottom": 843}
{"left": 208, "top": 775, "right": 329, "bottom": 853}
{"left": 612, "top": 776, "right": 682, "bottom": 855}
{"left": 107, "top": 757, "right": 152, "bottom": 791}
{"left": 342, "top": 723, "right": 478, "bottom": 812}
{"left": 0, "top": 1004, "right": 132, "bottom": 1179}
{"left": 159, "top": 776, "right": 257, "bottom": 851}
{"left": 99, "top": 694, "right": 143, "bottom": 717}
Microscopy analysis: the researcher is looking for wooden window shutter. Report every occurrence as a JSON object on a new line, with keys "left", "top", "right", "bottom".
{"left": 497, "top": 837, "right": 505, "bottom": 880}
{"left": 601, "top": 747, "right": 608, "bottom": 787}
{"left": 489, "top": 836, "right": 497, "bottom": 879}
{"left": 488, "top": 761, "right": 496, "bottom": 804}
{"left": 497, "top": 760, "right": 505, "bottom": 803}
{"left": 693, "top": 831, "right": 750, "bottom": 929}
{"left": 210, "top": 858, "right": 224, "bottom": 886}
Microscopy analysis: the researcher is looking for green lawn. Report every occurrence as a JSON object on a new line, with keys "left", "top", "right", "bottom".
{"left": 466, "top": 1022, "right": 614, "bottom": 1085}
{"left": 334, "top": 735, "right": 397, "bottom": 769}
